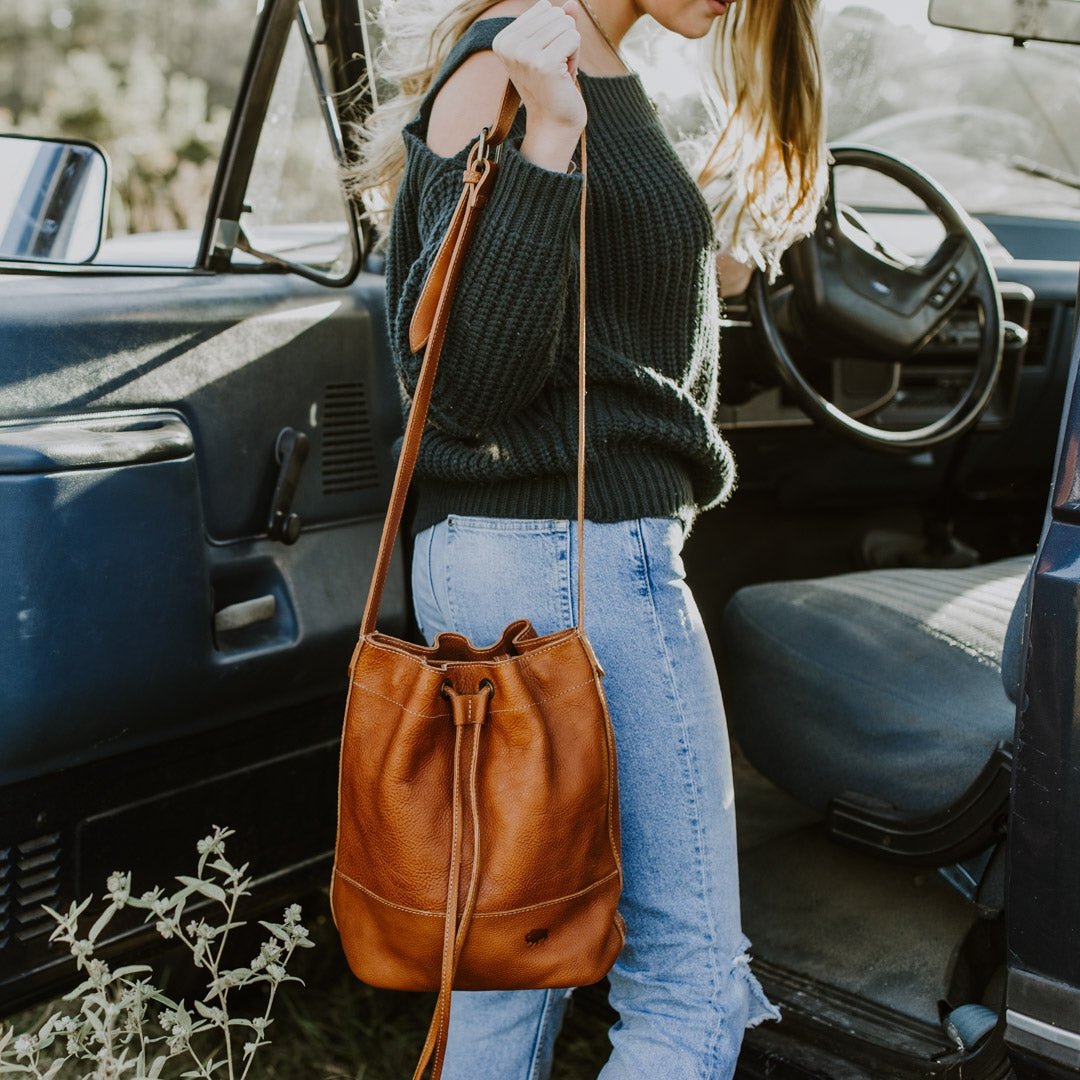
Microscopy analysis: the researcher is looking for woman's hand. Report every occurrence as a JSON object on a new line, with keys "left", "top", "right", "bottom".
{"left": 493, "top": 0, "right": 586, "bottom": 171}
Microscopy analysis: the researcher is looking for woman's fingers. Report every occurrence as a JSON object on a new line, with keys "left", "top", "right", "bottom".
{"left": 495, "top": 2, "right": 578, "bottom": 75}
{"left": 493, "top": 1, "right": 585, "bottom": 132}
{"left": 492, "top": 0, "right": 586, "bottom": 171}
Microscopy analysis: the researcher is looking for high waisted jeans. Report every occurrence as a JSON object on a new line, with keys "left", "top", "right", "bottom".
{"left": 410, "top": 515, "right": 779, "bottom": 1080}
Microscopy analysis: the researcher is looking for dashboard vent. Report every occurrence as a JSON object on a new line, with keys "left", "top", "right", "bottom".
{"left": 0, "top": 833, "right": 62, "bottom": 949}
{"left": 321, "top": 382, "right": 378, "bottom": 496}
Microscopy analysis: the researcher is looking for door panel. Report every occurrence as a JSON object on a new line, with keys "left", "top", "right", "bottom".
{"left": 0, "top": 412, "right": 207, "bottom": 786}
{"left": 0, "top": 269, "right": 403, "bottom": 783}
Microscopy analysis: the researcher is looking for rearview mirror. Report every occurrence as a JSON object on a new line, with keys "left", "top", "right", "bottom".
{"left": 929, "top": 0, "right": 1080, "bottom": 46}
{"left": 0, "top": 135, "right": 109, "bottom": 264}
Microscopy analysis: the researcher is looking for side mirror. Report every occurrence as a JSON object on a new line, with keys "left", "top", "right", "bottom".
{"left": 929, "top": 0, "right": 1080, "bottom": 46}
{"left": 0, "top": 135, "right": 109, "bottom": 264}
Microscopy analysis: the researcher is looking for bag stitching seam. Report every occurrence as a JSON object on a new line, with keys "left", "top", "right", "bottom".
{"left": 333, "top": 866, "right": 621, "bottom": 919}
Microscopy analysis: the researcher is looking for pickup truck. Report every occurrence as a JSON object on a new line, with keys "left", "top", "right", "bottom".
{"left": 2, "top": 1, "right": 1079, "bottom": 1076}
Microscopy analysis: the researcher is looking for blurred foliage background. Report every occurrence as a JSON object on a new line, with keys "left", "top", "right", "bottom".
{"left": 5, "top": 0, "right": 1080, "bottom": 248}
{"left": 0, "top": 0, "right": 256, "bottom": 236}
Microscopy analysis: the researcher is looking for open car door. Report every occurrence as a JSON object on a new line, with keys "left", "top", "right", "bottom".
{"left": 0, "top": 0, "right": 405, "bottom": 1012}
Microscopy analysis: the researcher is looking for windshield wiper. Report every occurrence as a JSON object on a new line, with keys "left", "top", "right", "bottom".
{"left": 1008, "top": 154, "right": 1080, "bottom": 193}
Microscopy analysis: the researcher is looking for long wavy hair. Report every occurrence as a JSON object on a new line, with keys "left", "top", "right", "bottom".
{"left": 699, "top": 0, "right": 827, "bottom": 274}
{"left": 347, "top": 0, "right": 827, "bottom": 271}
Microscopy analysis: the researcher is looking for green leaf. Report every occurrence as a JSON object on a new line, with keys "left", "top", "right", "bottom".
{"left": 112, "top": 965, "right": 155, "bottom": 981}
{"left": 62, "top": 979, "right": 96, "bottom": 1001}
{"left": 168, "top": 884, "right": 196, "bottom": 908}
{"left": 89, "top": 902, "right": 121, "bottom": 943}
{"left": 85, "top": 1011, "right": 106, "bottom": 1040}
{"left": 258, "top": 922, "right": 291, "bottom": 943}
{"left": 147, "top": 1053, "right": 170, "bottom": 1078}
{"left": 175, "top": 1002, "right": 192, "bottom": 1034}
{"left": 192, "top": 1001, "right": 221, "bottom": 1023}
{"left": 72, "top": 895, "right": 95, "bottom": 920}
{"left": 175, "top": 877, "right": 227, "bottom": 904}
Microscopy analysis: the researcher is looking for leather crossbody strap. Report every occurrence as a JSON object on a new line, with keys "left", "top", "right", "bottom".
{"left": 360, "top": 80, "right": 589, "bottom": 635}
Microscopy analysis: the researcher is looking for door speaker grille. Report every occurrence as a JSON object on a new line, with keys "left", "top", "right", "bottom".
{"left": 0, "top": 833, "right": 62, "bottom": 949}
{"left": 321, "top": 382, "right": 378, "bottom": 496}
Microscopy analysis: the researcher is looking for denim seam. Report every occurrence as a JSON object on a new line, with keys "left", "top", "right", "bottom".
{"left": 444, "top": 520, "right": 462, "bottom": 634}
{"left": 557, "top": 518, "right": 574, "bottom": 632}
{"left": 420, "top": 526, "right": 440, "bottom": 638}
{"left": 631, "top": 521, "right": 724, "bottom": 1079}
{"left": 526, "top": 989, "right": 570, "bottom": 1080}
{"left": 447, "top": 515, "right": 571, "bottom": 533}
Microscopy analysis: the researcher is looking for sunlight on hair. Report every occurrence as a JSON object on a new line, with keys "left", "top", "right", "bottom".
{"left": 347, "top": 0, "right": 828, "bottom": 269}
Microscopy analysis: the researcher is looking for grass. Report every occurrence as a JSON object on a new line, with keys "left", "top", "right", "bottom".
{"left": 5, "top": 889, "right": 614, "bottom": 1080}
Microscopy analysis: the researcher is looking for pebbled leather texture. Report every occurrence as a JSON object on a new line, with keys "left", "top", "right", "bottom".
{"left": 332, "top": 620, "right": 624, "bottom": 992}
{"left": 331, "top": 621, "right": 625, "bottom": 1080}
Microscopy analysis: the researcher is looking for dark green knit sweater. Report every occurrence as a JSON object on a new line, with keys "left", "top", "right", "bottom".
{"left": 386, "top": 18, "right": 735, "bottom": 535}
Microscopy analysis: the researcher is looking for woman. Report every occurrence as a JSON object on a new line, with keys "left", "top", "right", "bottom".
{"left": 351, "top": 0, "right": 826, "bottom": 1075}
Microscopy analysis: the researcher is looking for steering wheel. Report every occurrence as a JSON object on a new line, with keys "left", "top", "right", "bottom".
{"left": 747, "top": 145, "right": 1004, "bottom": 451}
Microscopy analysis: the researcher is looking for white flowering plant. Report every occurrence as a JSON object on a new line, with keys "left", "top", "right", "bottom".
{"left": 0, "top": 825, "right": 313, "bottom": 1080}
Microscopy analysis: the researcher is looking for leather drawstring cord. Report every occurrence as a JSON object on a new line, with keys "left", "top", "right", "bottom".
{"left": 413, "top": 682, "right": 493, "bottom": 1080}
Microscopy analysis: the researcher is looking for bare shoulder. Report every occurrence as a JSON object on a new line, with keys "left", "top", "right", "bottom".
{"left": 426, "top": 46, "right": 510, "bottom": 158}
{"left": 426, "top": 0, "right": 554, "bottom": 158}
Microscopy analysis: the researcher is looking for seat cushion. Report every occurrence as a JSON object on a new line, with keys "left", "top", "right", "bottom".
{"left": 721, "top": 555, "right": 1030, "bottom": 815}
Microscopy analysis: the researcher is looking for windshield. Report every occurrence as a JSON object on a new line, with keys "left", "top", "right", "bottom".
{"left": 627, "top": 0, "right": 1080, "bottom": 226}
{"left": 821, "top": 0, "right": 1080, "bottom": 223}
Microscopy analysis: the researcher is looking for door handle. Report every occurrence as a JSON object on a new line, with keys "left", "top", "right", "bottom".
{"left": 213, "top": 594, "right": 277, "bottom": 635}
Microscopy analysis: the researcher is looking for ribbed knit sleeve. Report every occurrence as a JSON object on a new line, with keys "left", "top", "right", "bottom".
{"left": 387, "top": 124, "right": 583, "bottom": 438}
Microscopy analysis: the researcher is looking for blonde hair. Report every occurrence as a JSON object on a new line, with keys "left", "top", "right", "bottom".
{"left": 345, "top": 0, "right": 494, "bottom": 219}
{"left": 348, "top": 0, "right": 827, "bottom": 271}
{"left": 699, "top": 0, "right": 828, "bottom": 276}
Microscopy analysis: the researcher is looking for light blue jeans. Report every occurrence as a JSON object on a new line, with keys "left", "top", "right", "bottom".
{"left": 410, "top": 515, "right": 779, "bottom": 1080}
